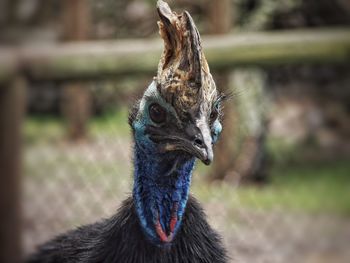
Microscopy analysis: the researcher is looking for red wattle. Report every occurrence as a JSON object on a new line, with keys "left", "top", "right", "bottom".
{"left": 155, "top": 202, "right": 179, "bottom": 243}
{"left": 170, "top": 217, "right": 177, "bottom": 233}
{"left": 155, "top": 218, "right": 169, "bottom": 242}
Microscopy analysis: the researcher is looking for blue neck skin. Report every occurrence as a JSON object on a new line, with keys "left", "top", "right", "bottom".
{"left": 132, "top": 140, "right": 195, "bottom": 245}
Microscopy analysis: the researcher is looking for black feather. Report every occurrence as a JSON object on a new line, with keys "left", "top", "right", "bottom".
{"left": 26, "top": 195, "right": 228, "bottom": 263}
{"left": 128, "top": 100, "right": 140, "bottom": 128}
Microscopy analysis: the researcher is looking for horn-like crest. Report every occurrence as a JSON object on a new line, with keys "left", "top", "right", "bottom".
{"left": 156, "top": 0, "right": 215, "bottom": 112}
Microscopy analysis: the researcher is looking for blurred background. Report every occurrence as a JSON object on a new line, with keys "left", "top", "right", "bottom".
{"left": 0, "top": 0, "right": 350, "bottom": 262}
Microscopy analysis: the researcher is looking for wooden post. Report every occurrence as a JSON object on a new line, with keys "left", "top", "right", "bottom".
{"left": 208, "top": 0, "right": 271, "bottom": 183}
{"left": 208, "top": 0, "right": 232, "bottom": 34}
{"left": 62, "top": 0, "right": 91, "bottom": 141}
{"left": 5, "top": 0, "right": 20, "bottom": 25}
{"left": 207, "top": 0, "right": 236, "bottom": 181}
{"left": 0, "top": 76, "right": 26, "bottom": 263}
{"left": 208, "top": 1, "right": 270, "bottom": 183}
{"left": 228, "top": 69, "right": 270, "bottom": 183}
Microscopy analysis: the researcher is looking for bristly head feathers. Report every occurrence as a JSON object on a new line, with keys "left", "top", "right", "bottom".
{"left": 129, "top": 1, "right": 224, "bottom": 167}
{"left": 156, "top": 0, "right": 217, "bottom": 118}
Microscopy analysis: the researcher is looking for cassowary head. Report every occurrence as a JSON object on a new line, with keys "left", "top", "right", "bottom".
{"left": 129, "top": 0, "right": 225, "bottom": 246}
{"left": 129, "top": 0, "right": 223, "bottom": 165}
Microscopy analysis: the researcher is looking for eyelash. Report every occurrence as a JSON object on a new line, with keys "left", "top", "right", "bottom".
{"left": 210, "top": 99, "right": 225, "bottom": 123}
{"left": 211, "top": 93, "right": 228, "bottom": 121}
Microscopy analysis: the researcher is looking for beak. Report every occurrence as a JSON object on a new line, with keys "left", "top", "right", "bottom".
{"left": 148, "top": 117, "right": 214, "bottom": 165}
{"left": 184, "top": 118, "right": 214, "bottom": 166}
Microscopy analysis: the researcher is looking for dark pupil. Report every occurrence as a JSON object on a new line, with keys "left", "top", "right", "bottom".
{"left": 149, "top": 103, "right": 166, "bottom": 123}
{"left": 210, "top": 110, "right": 218, "bottom": 120}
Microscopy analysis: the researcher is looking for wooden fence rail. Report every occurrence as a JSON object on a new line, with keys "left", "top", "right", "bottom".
{"left": 0, "top": 28, "right": 350, "bottom": 83}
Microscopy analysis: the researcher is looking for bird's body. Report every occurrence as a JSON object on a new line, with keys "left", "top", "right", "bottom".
{"left": 27, "top": 1, "right": 228, "bottom": 262}
{"left": 27, "top": 196, "right": 227, "bottom": 263}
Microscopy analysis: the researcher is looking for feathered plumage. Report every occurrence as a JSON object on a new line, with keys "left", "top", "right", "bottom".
{"left": 27, "top": 196, "right": 227, "bottom": 263}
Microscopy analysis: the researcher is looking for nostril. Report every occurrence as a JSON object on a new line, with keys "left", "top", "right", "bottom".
{"left": 194, "top": 138, "right": 204, "bottom": 147}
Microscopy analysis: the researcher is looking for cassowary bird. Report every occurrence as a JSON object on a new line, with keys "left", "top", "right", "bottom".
{"left": 27, "top": 1, "right": 228, "bottom": 262}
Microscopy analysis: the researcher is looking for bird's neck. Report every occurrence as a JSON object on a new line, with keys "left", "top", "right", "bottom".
{"left": 132, "top": 142, "right": 195, "bottom": 245}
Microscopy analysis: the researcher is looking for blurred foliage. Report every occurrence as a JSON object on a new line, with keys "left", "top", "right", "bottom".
{"left": 1, "top": 0, "right": 349, "bottom": 38}
{"left": 89, "top": 0, "right": 207, "bottom": 38}
{"left": 88, "top": 0, "right": 350, "bottom": 38}
{"left": 235, "top": 0, "right": 302, "bottom": 30}
{"left": 235, "top": 0, "right": 350, "bottom": 30}
{"left": 25, "top": 109, "right": 130, "bottom": 144}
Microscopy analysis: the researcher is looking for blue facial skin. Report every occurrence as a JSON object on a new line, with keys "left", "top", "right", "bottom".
{"left": 131, "top": 81, "right": 222, "bottom": 246}
{"left": 212, "top": 119, "right": 222, "bottom": 144}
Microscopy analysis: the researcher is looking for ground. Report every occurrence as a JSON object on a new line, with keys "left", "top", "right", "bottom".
{"left": 23, "top": 111, "right": 350, "bottom": 263}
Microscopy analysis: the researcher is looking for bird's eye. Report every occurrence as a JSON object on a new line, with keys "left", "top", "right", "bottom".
{"left": 210, "top": 109, "right": 218, "bottom": 122}
{"left": 149, "top": 103, "right": 166, "bottom": 124}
